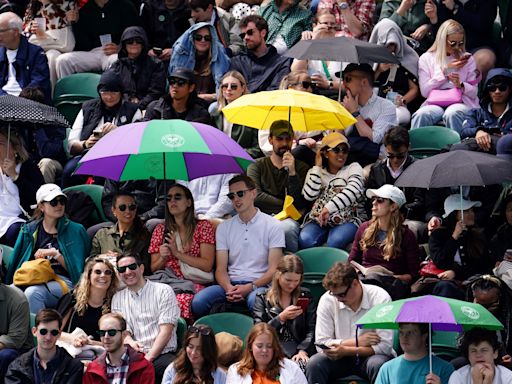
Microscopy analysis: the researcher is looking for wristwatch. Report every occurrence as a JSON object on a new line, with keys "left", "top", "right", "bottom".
{"left": 352, "top": 111, "right": 361, "bottom": 118}
{"left": 339, "top": 2, "right": 349, "bottom": 10}
{"left": 251, "top": 283, "right": 258, "bottom": 291}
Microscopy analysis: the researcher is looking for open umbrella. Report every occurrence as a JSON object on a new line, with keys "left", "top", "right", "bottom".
{"left": 74, "top": 119, "right": 254, "bottom": 181}
{"left": 0, "top": 94, "right": 69, "bottom": 128}
{"left": 357, "top": 295, "right": 503, "bottom": 373}
{"left": 222, "top": 89, "right": 356, "bottom": 131}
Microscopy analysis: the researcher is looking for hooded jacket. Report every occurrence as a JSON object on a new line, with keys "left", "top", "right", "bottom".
{"left": 168, "top": 22, "right": 230, "bottom": 89}
{"left": 460, "top": 68, "right": 512, "bottom": 139}
{"left": 144, "top": 93, "right": 212, "bottom": 124}
{"left": 110, "top": 26, "right": 166, "bottom": 109}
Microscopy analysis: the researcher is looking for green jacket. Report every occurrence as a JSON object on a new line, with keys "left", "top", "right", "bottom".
{"left": 6, "top": 217, "right": 89, "bottom": 285}
{"left": 379, "top": 0, "right": 430, "bottom": 37}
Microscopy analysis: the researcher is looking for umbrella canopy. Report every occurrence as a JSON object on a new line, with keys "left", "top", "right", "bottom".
{"left": 74, "top": 119, "right": 254, "bottom": 181}
{"left": 395, "top": 150, "right": 512, "bottom": 189}
{"left": 222, "top": 89, "right": 356, "bottom": 131}
{"left": 357, "top": 295, "right": 503, "bottom": 332}
{"left": 0, "top": 94, "right": 69, "bottom": 128}
{"left": 284, "top": 36, "right": 400, "bottom": 65}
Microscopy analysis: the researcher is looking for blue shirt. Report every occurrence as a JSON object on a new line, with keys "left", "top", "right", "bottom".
{"left": 376, "top": 354, "right": 454, "bottom": 384}
{"left": 33, "top": 349, "right": 60, "bottom": 384}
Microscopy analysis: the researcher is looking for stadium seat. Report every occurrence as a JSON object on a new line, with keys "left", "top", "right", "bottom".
{"left": 431, "top": 331, "right": 460, "bottom": 361}
{"left": 63, "top": 184, "right": 108, "bottom": 224}
{"left": 409, "top": 126, "right": 461, "bottom": 159}
{"left": 0, "top": 244, "right": 14, "bottom": 270}
{"left": 176, "top": 317, "right": 187, "bottom": 348}
{"left": 194, "top": 312, "right": 253, "bottom": 345}
{"left": 296, "top": 247, "right": 349, "bottom": 275}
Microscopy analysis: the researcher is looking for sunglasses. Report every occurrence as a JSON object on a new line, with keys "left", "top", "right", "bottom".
{"left": 328, "top": 146, "right": 349, "bottom": 154}
{"left": 97, "top": 329, "right": 124, "bottom": 337}
{"left": 239, "top": 28, "right": 256, "bottom": 40}
{"left": 117, "top": 262, "right": 138, "bottom": 273}
{"left": 188, "top": 326, "right": 212, "bottom": 336}
{"left": 39, "top": 328, "right": 59, "bottom": 337}
{"left": 193, "top": 34, "right": 212, "bottom": 42}
{"left": 227, "top": 189, "right": 252, "bottom": 200}
{"left": 386, "top": 152, "right": 407, "bottom": 160}
{"left": 318, "top": 21, "right": 336, "bottom": 30}
{"left": 48, "top": 197, "right": 67, "bottom": 207}
{"left": 487, "top": 83, "right": 509, "bottom": 92}
{"left": 290, "top": 81, "right": 313, "bottom": 89}
{"left": 221, "top": 83, "right": 239, "bottom": 90}
{"left": 166, "top": 193, "right": 183, "bottom": 202}
{"left": 372, "top": 197, "right": 388, "bottom": 204}
{"left": 117, "top": 203, "right": 137, "bottom": 212}
{"left": 329, "top": 283, "right": 352, "bottom": 299}
{"left": 125, "top": 38, "right": 143, "bottom": 45}
{"left": 92, "top": 268, "right": 113, "bottom": 276}
{"left": 168, "top": 78, "right": 188, "bottom": 87}
{"left": 447, "top": 40, "right": 464, "bottom": 48}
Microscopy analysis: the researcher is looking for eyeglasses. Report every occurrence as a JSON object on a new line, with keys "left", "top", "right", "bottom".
{"left": 221, "top": 83, "right": 239, "bottom": 90}
{"left": 188, "top": 326, "right": 212, "bottom": 336}
{"left": 166, "top": 193, "right": 183, "bottom": 202}
{"left": 92, "top": 268, "right": 113, "bottom": 276}
{"left": 117, "top": 203, "right": 137, "bottom": 212}
{"left": 168, "top": 78, "right": 188, "bottom": 87}
{"left": 227, "top": 189, "right": 252, "bottom": 200}
{"left": 329, "top": 283, "right": 352, "bottom": 299}
{"left": 97, "top": 329, "right": 125, "bottom": 337}
{"left": 193, "top": 34, "right": 212, "bottom": 42}
{"left": 372, "top": 197, "right": 388, "bottom": 204}
{"left": 328, "top": 146, "right": 349, "bottom": 154}
{"left": 290, "top": 81, "right": 313, "bottom": 89}
{"left": 239, "top": 28, "right": 256, "bottom": 40}
{"left": 125, "top": 38, "right": 143, "bottom": 45}
{"left": 48, "top": 197, "right": 67, "bottom": 207}
{"left": 318, "top": 21, "right": 336, "bottom": 30}
{"left": 487, "top": 83, "right": 509, "bottom": 92}
{"left": 386, "top": 152, "right": 407, "bottom": 160}
{"left": 117, "top": 262, "right": 139, "bottom": 273}
{"left": 447, "top": 40, "right": 464, "bottom": 48}
{"left": 39, "top": 328, "right": 59, "bottom": 337}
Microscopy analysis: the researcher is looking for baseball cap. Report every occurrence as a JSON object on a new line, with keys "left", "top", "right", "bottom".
{"left": 335, "top": 63, "right": 374, "bottom": 79}
{"left": 168, "top": 67, "right": 195, "bottom": 84}
{"left": 32, "top": 184, "right": 66, "bottom": 208}
{"left": 443, "top": 194, "right": 481, "bottom": 218}
{"left": 269, "top": 120, "right": 294, "bottom": 138}
{"left": 321, "top": 132, "right": 350, "bottom": 149}
{"left": 366, "top": 184, "right": 406, "bottom": 208}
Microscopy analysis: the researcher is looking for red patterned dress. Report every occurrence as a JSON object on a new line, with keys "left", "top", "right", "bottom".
{"left": 148, "top": 220, "right": 215, "bottom": 321}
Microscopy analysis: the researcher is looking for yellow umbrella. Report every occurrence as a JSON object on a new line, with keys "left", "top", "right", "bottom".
{"left": 222, "top": 89, "right": 356, "bottom": 132}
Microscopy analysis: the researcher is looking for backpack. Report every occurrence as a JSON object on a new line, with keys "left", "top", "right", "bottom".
{"left": 64, "top": 190, "right": 97, "bottom": 228}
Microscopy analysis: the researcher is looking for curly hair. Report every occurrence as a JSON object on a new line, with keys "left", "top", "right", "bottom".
{"left": 266, "top": 254, "right": 304, "bottom": 308}
{"left": 322, "top": 262, "right": 358, "bottom": 291}
{"left": 360, "top": 207, "right": 404, "bottom": 261}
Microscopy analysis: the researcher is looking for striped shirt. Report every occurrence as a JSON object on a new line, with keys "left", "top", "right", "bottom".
{"left": 111, "top": 280, "right": 179, "bottom": 354}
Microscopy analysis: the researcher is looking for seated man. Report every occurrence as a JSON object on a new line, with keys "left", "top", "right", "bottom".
{"left": 306, "top": 262, "right": 394, "bottom": 384}
{"left": 191, "top": 174, "right": 285, "bottom": 318}
{"left": 83, "top": 312, "right": 155, "bottom": 383}
{"left": 0, "top": 12, "right": 50, "bottom": 103}
{"left": 247, "top": 120, "right": 309, "bottom": 253}
{"left": 317, "top": 0, "right": 375, "bottom": 40}
{"left": 5, "top": 309, "right": 83, "bottom": 383}
{"left": 340, "top": 63, "right": 397, "bottom": 166}
{"left": 0, "top": 283, "right": 33, "bottom": 382}
{"left": 111, "top": 253, "right": 180, "bottom": 383}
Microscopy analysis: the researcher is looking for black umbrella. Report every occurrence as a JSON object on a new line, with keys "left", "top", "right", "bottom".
{"left": 0, "top": 94, "right": 69, "bottom": 128}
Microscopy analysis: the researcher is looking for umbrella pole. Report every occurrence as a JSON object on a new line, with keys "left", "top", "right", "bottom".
{"left": 337, "top": 62, "right": 343, "bottom": 102}
{"left": 429, "top": 323, "right": 432, "bottom": 374}
{"left": 6, "top": 122, "right": 11, "bottom": 159}
{"left": 460, "top": 186, "right": 464, "bottom": 222}
{"left": 163, "top": 152, "right": 168, "bottom": 224}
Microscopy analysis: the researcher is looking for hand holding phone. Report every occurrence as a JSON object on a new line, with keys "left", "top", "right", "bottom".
{"left": 315, "top": 343, "right": 332, "bottom": 350}
{"left": 297, "top": 297, "right": 309, "bottom": 313}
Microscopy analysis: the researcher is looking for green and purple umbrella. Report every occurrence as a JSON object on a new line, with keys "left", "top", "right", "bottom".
{"left": 74, "top": 119, "right": 254, "bottom": 181}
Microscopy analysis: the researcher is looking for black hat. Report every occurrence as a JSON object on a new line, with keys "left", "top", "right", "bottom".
{"left": 334, "top": 63, "right": 374, "bottom": 79}
{"left": 97, "top": 70, "right": 123, "bottom": 93}
{"left": 168, "top": 67, "right": 195, "bottom": 84}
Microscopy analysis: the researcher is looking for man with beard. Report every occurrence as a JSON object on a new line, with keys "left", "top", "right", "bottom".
{"left": 247, "top": 120, "right": 310, "bottom": 253}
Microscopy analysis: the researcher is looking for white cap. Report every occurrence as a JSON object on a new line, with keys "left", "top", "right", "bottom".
{"left": 34, "top": 184, "right": 66, "bottom": 205}
{"left": 366, "top": 184, "right": 406, "bottom": 208}
{"left": 443, "top": 194, "right": 482, "bottom": 218}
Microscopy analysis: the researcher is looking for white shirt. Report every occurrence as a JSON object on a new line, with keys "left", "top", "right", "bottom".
{"left": 216, "top": 209, "right": 285, "bottom": 281}
{"left": 0, "top": 163, "right": 25, "bottom": 237}
{"left": 449, "top": 364, "right": 512, "bottom": 384}
{"left": 315, "top": 283, "right": 394, "bottom": 356}
{"left": 2, "top": 49, "right": 22, "bottom": 96}
{"left": 111, "top": 280, "right": 180, "bottom": 354}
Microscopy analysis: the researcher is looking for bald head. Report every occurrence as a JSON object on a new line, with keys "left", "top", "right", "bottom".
{"left": 0, "top": 12, "right": 22, "bottom": 50}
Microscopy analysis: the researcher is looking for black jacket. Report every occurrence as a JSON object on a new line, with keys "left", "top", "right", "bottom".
{"left": 5, "top": 346, "right": 83, "bottom": 384}
{"left": 253, "top": 288, "right": 316, "bottom": 356}
{"left": 144, "top": 94, "right": 212, "bottom": 124}
{"left": 490, "top": 223, "right": 512, "bottom": 266}
{"left": 111, "top": 26, "right": 166, "bottom": 110}
{"left": 16, "top": 160, "right": 45, "bottom": 216}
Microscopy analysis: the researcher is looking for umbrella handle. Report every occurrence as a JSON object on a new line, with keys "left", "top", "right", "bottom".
{"left": 429, "top": 323, "right": 432, "bottom": 374}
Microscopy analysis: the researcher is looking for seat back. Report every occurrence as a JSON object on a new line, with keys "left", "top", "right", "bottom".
{"left": 63, "top": 184, "right": 108, "bottom": 224}
{"left": 194, "top": 312, "right": 253, "bottom": 345}
{"left": 176, "top": 317, "right": 187, "bottom": 348}
{"left": 431, "top": 331, "right": 460, "bottom": 361}
{"left": 54, "top": 73, "right": 101, "bottom": 102}
{"left": 409, "top": 126, "right": 461, "bottom": 158}
{"left": 0, "top": 244, "right": 14, "bottom": 270}
{"left": 296, "top": 247, "right": 349, "bottom": 275}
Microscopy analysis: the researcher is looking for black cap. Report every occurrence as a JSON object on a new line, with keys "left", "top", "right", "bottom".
{"left": 335, "top": 63, "right": 374, "bottom": 79}
{"left": 168, "top": 67, "right": 196, "bottom": 84}
{"left": 97, "top": 69, "right": 123, "bottom": 93}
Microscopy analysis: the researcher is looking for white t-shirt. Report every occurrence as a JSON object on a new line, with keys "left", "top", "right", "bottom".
{"left": 2, "top": 49, "right": 22, "bottom": 96}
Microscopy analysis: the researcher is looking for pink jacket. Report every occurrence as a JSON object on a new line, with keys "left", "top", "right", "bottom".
{"left": 418, "top": 51, "right": 480, "bottom": 108}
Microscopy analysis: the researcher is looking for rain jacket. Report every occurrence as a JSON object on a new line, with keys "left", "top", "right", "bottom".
{"left": 168, "top": 22, "right": 230, "bottom": 89}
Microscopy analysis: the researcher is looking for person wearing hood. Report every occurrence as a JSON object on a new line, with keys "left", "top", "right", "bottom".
{"left": 62, "top": 69, "right": 142, "bottom": 188}
{"left": 168, "top": 22, "right": 230, "bottom": 104}
{"left": 110, "top": 26, "right": 166, "bottom": 110}
{"left": 370, "top": 18, "right": 420, "bottom": 126}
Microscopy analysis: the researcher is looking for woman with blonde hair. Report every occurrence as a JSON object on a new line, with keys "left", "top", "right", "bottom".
{"left": 253, "top": 255, "right": 316, "bottom": 370}
{"left": 349, "top": 184, "right": 420, "bottom": 300}
{"left": 226, "top": 323, "right": 307, "bottom": 383}
{"left": 411, "top": 19, "right": 480, "bottom": 132}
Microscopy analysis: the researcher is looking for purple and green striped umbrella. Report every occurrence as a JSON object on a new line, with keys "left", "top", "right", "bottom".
{"left": 74, "top": 120, "right": 254, "bottom": 181}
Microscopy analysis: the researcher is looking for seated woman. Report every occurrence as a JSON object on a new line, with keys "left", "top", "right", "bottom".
{"left": 169, "top": 22, "right": 230, "bottom": 104}
{"left": 411, "top": 19, "right": 480, "bottom": 133}
{"left": 449, "top": 328, "right": 512, "bottom": 384}
{"left": 110, "top": 26, "right": 166, "bottom": 110}
{"left": 0, "top": 128, "right": 44, "bottom": 246}
{"left": 57, "top": 257, "right": 119, "bottom": 352}
{"left": 369, "top": 18, "right": 420, "bottom": 126}
{"left": 63, "top": 69, "right": 142, "bottom": 188}
{"left": 91, "top": 192, "right": 151, "bottom": 273}
{"left": 162, "top": 324, "right": 226, "bottom": 384}
{"left": 149, "top": 184, "right": 215, "bottom": 321}
{"left": 349, "top": 185, "right": 421, "bottom": 300}
{"left": 299, "top": 132, "right": 365, "bottom": 249}
{"left": 209, "top": 70, "right": 262, "bottom": 159}
{"left": 253, "top": 255, "right": 316, "bottom": 371}
{"left": 428, "top": 195, "right": 490, "bottom": 300}
{"left": 226, "top": 323, "right": 308, "bottom": 383}
{"left": 6, "top": 184, "right": 90, "bottom": 313}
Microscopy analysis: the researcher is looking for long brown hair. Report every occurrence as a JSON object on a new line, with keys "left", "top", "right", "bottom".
{"left": 112, "top": 192, "right": 150, "bottom": 248}
{"left": 266, "top": 254, "right": 304, "bottom": 308}
{"left": 172, "top": 325, "right": 218, "bottom": 384}
{"left": 165, "top": 184, "right": 197, "bottom": 246}
{"left": 237, "top": 323, "right": 285, "bottom": 379}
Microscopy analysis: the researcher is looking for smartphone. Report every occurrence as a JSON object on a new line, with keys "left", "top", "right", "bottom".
{"left": 92, "top": 128, "right": 103, "bottom": 138}
{"left": 297, "top": 297, "right": 309, "bottom": 313}
{"left": 315, "top": 343, "right": 332, "bottom": 350}
{"left": 153, "top": 47, "right": 163, "bottom": 56}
